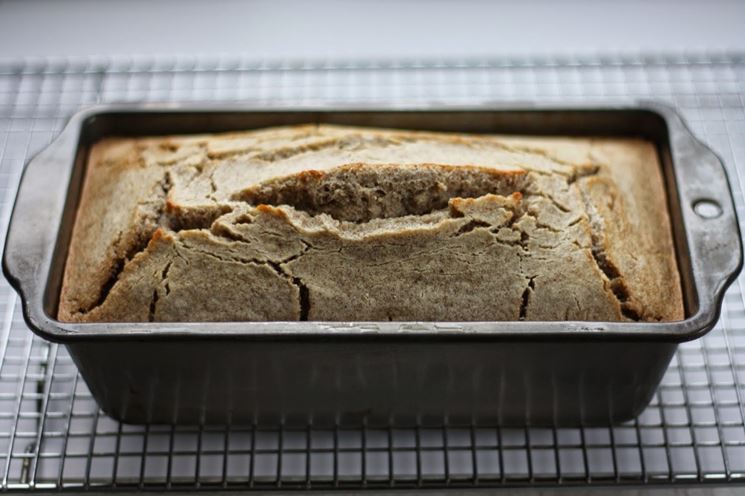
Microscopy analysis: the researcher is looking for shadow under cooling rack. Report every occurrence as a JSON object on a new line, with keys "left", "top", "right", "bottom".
{"left": 1, "top": 53, "right": 745, "bottom": 490}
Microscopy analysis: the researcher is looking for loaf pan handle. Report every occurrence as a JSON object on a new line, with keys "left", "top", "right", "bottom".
{"left": 2, "top": 110, "right": 87, "bottom": 338}
{"left": 652, "top": 103, "right": 744, "bottom": 339}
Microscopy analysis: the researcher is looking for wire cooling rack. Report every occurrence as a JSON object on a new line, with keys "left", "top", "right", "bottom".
{"left": 0, "top": 54, "right": 744, "bottom": 491}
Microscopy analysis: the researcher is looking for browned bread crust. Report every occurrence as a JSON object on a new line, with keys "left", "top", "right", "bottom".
{"left": 58, "top": 125, "right": 684, "bottom": 322}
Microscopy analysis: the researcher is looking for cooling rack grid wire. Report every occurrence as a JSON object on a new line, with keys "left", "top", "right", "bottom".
{"left": 0, "top": 54, "right": 744, "bottom": 490}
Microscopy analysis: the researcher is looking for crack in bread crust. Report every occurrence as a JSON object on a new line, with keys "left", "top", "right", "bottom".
{"left": 231, "top": 163, "right": 528, "bottom": 223}
{"left": 577, "top": 179, "right": 644, "bottom": 321}
{"left": 72, "top": 170, "right": 173, "bottom": 315}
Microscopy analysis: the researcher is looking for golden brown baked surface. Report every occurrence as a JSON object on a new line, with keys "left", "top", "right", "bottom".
{"left": 58, "top": 124, "right": 683, "bottom": 322}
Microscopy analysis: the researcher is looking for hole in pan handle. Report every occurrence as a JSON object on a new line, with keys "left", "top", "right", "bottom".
{"left": 692, "top": 199, "right": 723, "bottom": 219}
{"left": 652, "top": 101, "right": 743, "bottom": 339}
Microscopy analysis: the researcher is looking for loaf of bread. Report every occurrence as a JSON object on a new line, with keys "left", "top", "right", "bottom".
{"left": 58, "top": 124, "right": 683, "bottom": 322}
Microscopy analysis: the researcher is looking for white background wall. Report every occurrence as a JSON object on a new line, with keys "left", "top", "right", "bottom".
{"left": 0, "top": 0, "right": 743, "bottom": 62}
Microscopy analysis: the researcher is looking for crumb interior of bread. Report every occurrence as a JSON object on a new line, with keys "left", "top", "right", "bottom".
{"left": 232, "top": 164, "right": 525, "bottom": 223}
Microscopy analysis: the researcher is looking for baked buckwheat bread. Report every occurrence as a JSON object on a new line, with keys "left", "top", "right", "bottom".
{"left": 59, "top": 124, "right": 684, "bottom": 322}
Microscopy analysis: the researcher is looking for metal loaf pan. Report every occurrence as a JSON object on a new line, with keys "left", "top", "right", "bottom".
{"left": 3, "top": 103, "right": 742, "bottom": 426}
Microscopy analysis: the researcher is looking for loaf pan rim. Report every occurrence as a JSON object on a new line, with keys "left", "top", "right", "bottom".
{"left": 3, "top": 102, "right": 741, "bottom": 343}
